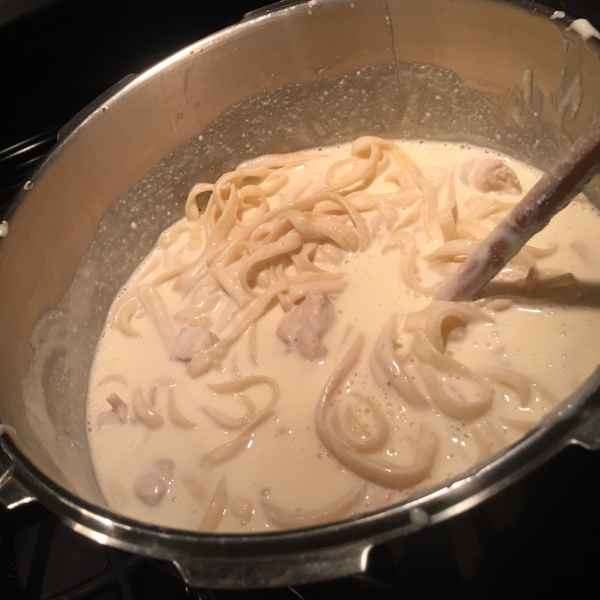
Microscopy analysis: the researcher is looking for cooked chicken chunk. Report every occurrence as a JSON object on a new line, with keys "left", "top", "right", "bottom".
{"left": 133, "top": 472, "right": 167, "bottom": 507}
{"left": 170, "top": 327, "right": 219, "bottom": 362}
{"left": 460, "top": 157, "right": 521, "bottom": 194}
{"left": 277, "top": 291, "right": 334, "bottom": 360}
{"left": 133, "top": 459, "right": 175, "bottom": 507}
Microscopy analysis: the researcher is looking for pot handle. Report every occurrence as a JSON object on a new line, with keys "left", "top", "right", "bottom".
{"left": 0, "top": 443, "right": 36, "bottom": 509}
{"left": 174, "top": 542, "right": 372, "bottom": 588}
{"left": 57, "top": 73, "right": 138, "bottom": 142}
{"left": 570, "top": 404, "right": 600, "bottom": 451}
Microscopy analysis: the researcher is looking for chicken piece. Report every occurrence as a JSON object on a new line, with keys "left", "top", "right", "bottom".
{"left": 133, "top": 459, "right": 175, "bottom": 507}
{"left": 97, "top": 392, "right": 128, "bottom": 429}
{"left": 277, "top": 291, "right": 334, "bottom": 360}
{"left": 133, "top": 472, "right": 167, "bottom": 507}
{"left": 170, "top": 327, "right": 219, "bottom": 362}
{"left": 460, "top": 157, "right": 521, "bottom": 194}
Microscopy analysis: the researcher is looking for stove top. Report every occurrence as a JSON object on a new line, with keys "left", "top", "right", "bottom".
{"left": 2, "top": 0, "right": 600, "bottom": 598}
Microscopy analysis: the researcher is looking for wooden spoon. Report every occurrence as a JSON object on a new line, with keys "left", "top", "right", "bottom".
{"left": 434, "top": 118, "right": 600, "bottom": 302}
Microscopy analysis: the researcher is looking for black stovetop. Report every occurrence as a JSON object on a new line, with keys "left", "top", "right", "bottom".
{"left": 2, "top": 0, "right": 600, "bottom": 598}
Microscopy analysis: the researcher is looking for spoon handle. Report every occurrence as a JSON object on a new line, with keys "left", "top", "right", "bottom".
{"left": 434, "top": 118, "right": 600, "bottom": 302}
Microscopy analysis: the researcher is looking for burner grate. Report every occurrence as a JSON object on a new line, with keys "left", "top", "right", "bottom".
{"left": 0, "top": 130, "right": 57, "bottom": 214}
{"left": 0, "top": 504, "right": 193, "bottom": 600}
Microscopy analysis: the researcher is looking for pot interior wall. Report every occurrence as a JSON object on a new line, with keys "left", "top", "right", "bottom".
{"left": 0, "top": 0, "right": 599, "bottom": 509}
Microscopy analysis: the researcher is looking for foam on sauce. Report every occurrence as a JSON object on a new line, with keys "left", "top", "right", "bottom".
{"left": 87, "top": 139, "right": 600, "bottom": 532}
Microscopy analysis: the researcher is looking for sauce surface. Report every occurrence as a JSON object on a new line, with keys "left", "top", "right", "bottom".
{"left": 87, "top": 138, "right": 600, "bottom": 532}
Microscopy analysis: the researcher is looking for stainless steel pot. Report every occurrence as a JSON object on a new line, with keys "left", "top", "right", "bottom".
{"left": 1, "top": 0, "right": 600, "bottom": 589}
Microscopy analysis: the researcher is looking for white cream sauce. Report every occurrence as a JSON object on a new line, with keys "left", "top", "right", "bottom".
{"left": 87, "top": 140, "right": 600, "bottom": 532}
{"left": 569, "top": 18, "right": 600, "bottom": 42}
